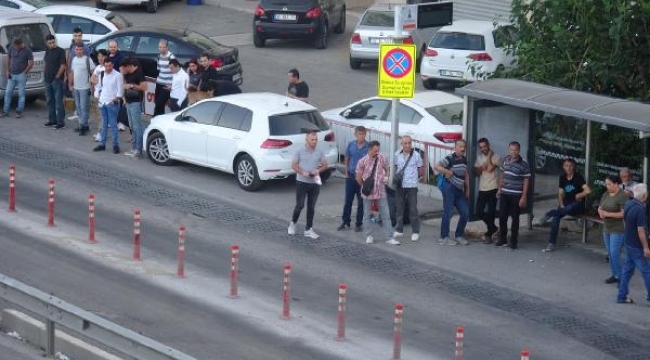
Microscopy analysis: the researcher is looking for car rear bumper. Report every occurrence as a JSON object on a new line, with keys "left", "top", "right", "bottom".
{"left": 257, "top": 149, "right": 338, "bottom": 181}
{"left": 218, "top": 63, "right": 244, "bottom": 85}
{"left": 420, "top": 60, "right": 496, "bottom": 82}
{"left": 349, "top": 46, "right": 379, "bottom": 61}
{"left": 254, "top": 20, "right": 324, "bottom": 39}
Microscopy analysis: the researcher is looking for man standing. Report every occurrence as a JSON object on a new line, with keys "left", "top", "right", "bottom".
{"left": 1, "top": 38, "right": 33, "bottom": 118}
{"left": 288, "top": 131, "right": 328, "bottom": 239}
{"left": 620, "top": 167, "right": 637, "bottom": 198}
{"left": 68, "top": 43, "right": 95, "bottom": 135}
{"left": 43, "top": 35, "right": 66, "bottom": 128}
{"left": 90, "top": 49, "right": 108, "bottom": 141}
{"left": 122, "top": 58, "right": 146, "bottom": 158}
{"left": 338, "top": 126, "right": 368, "bottom": 232}
{"left": 393, "top": 135, "right": 424, "bottom": 242}
{"left": 617, "top": 184, "right": 650, "bottom": 304}
{"left": 496, "top": 141, "right": 531, "bottom": 250}
{"left": 198, "top": 53, "right": 218, "bottom": 93}
{"left": 168, "top": 59, "right": 188, "bottom": 112}
{"left": 154, "top": 39, "right": 175, "bottom": 116}
{"left": 107, "top": 40, "right": 123, "bottom": 69}
{"left": 92, "top": 58, "right": 123, "bottom": 154}
{"left": 286, "top": 68, "right": 309, "bottom": 102}
{"left": 356, "top": 141, "right": 399, "bottom": 245}
{"left": 474, "top": 138, "right": 501, "bottom": 243}
{"left": 67, "top": 27, "right": 90, "bottom": 122}
{"left": 435, "top": 139, "right": 470, "bottom": 246}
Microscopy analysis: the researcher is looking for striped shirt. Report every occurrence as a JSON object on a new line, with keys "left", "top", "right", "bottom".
{"left": 440, "top": 153, "right": 467, "bottom": 190}
{"left": 156, "top": 51, "right": 175, "bottom": 86}
{"left": 500, "top": 155, "right": 531, "bottom": 195}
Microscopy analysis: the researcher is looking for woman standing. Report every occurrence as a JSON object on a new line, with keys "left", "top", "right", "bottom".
{"left": 598, "top": 175, "right": 628, "bottom": 284}
{"left": 186, "top": 59, "right": 206, "bottom": 105}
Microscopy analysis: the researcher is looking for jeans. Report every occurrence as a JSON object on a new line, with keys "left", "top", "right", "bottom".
{"left": 617, "top": 245, "right": 650, "bottom": 302}
{"left": 73, "top": 89, "right": 91, "bottom": 127}
{"left": 3, "top": 73, "right": 27, "bottom": 113}
{"left": 602, "top": 232, "right": 624, "bottom": 279}
{"left": 125, "top": 102, "right": 144, "bottom": 151}
{"left": 292, "top": 181, "right": 320, "bottom": 230}
{"left": 499, "top": 194, "right": 522, "bottom": 248}
{"left": 342, "top": 176, "right": 363, "bottom": 226}
{"left": 100, "top": 102, "right": 120, "bottom": 147}
{"left": 395, "top": 187, "right": 419, "bottom": 233}
{"left": 363, "top": 196, "right": 393, "bottom": 240}
{"left": 154, "top": 84, "right": 170, "bottom": 116}
{"left": 440, "top": 182, "right": 468, "bottom": 239}
{"left": 44, "top": 79, "right": 65, "bottom": 125}
{"left": 547, "top": 201, "right": 585, "bottom": 245}
{"left": 476, "top": 189, "right": 498, "bottom": 236}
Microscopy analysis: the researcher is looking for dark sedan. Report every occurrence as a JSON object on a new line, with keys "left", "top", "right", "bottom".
{"left": 89, "top": 26, "right": 243, "bottom": 84}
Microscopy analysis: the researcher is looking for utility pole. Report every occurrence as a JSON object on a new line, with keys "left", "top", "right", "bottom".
{"left": 388, "top": 5, "right": 403, "bottom": 186}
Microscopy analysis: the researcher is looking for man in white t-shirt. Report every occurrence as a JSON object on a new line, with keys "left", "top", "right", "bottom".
{"left": 68, "top": 43, "right": 95, "bottom": 136}
{"left": 90, "top": 49, "right": 107, "bottom": 141}
{"left": 167, "top": 58, "right": 188, "bottom": 112}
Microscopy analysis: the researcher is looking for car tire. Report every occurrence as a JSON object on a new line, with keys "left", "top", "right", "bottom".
{"left": 147, "top": 0, "right": 158, "bottom": 13}
{"left": 236, "top": 154, "right": 263, "bottom": 192}
{"left": 253, "top": 32, "right": 266, "bottom": 48}
{"left": 349, "top": 56, "right": 361, "bottom": 69}
{"left": 422, "top": 79, "right": 437, "bottom": 90}
{"left": 146, "top": 132, "right": 174, "bottom": 166}
{"left": 95, "top": 0, "right": 107, "bottom": 9}
{"left": 314, "top": 23, "right": 328, "bottom": 49}
{"left": 416, "top": 48, "right": 424, "bottom": 73}
{"left": 334, "top": 9, "right": 346, "bottom": 34}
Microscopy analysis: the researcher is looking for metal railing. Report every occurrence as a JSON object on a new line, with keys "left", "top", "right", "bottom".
{"left": 327, "top": 118, "right": 454, "bottom": 199}
{"left": 0, "top": 274, "right": 197, "bottom": 360}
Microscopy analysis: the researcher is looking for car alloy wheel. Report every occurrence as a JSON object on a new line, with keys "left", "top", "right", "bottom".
{"left": 146, "top": 133, "right": 174, "bottom": 166}
{"left": 236, "top": 154, "right": 262, "bottom": 191}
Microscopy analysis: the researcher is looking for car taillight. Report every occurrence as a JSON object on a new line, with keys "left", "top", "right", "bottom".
{"left": 261, "top": 139, "right": 293, "bottom": 149}
{"left": 467, "top": 53, "right": 493, "bottom": 61}
{"left": 425, "top": 48, "right": 438, "bottom": 57}
{"left": 306, "top": 7, "right": 322, "bottom": 19}
{"left": 210, "top": 58, "right": 223, "bottom": 69}
{"left": 402, "top": 36, "right": 414, "bottom": 44}
{"left": 350, "top": 33, "right": 361, "bottom": 44}
{"left": 324, "top": 132, "right": 335, "bottom": 142}
{"left": 434, "top": 132, "right": 462, "bottom": 143}
{"left": 254, "top": 5, "right": 265, "bottom": 16}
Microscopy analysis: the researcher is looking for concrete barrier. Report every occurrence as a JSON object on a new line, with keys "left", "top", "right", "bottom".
{"left": 0, "top": 309, "right": 122, "bottom": 360}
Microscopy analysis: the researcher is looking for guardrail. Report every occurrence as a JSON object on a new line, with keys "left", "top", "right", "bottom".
{"left": 0, "top": 274, "right": 197, "bottom": 360}
{"left": 327, "top": 118, "right": 454, "bottom": 199}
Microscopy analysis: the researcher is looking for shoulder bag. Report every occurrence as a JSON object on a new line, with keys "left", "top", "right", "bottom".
{"left": 361, "top": 157, "right": 379, "bottom": 196}
{"left": 393, "top": 150, "right": 414, "bottom": 188}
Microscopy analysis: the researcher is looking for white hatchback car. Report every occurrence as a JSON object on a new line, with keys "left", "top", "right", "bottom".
{"left": 0, "top": 0, "right": 50, "bottom": 12}
{"left": 420, "top": 20, "right": 516, "bottom": 89}
{"left": 35, "top": 5, "right": 131, "bottom": 47}
{"left": 143, "top": 93, "right": 339, "bottom": 192}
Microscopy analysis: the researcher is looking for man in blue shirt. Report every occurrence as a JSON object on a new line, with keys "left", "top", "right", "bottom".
{"left": 338, "top": 126, "right": 368, "bottom": 232}
{"left": 617, "top": 184, "right": 650, "bottom": 304}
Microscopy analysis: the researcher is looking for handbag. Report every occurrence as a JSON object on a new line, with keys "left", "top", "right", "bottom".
{"left": 393, "top": 150, "right": 414, "bottom": 188}
{"left": 361, "top": 156, "right": 379, "bottom": 196}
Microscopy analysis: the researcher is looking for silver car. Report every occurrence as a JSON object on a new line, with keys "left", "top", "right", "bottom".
{"left": 349, "top": 3, "right": 438, "bottom": 70}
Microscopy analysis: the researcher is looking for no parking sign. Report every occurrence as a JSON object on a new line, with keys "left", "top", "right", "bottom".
{"left": 377, "top": 44, "right": 416, "bottom": 99}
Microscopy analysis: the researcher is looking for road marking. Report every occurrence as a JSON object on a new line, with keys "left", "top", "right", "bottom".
{"left": 210, "top": 33, "right": 253, "bottom": 47}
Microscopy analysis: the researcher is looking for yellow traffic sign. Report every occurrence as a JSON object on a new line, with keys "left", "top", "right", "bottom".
{"left": 378, "top": 44, "right": 416, "bottom": 99}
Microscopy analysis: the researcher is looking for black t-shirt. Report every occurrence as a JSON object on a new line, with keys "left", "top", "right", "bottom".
{"left": 44, "top": 47, "right": 66, "bottom": 82}
{"left": 200, "top": 66, "right": 219, "bottom": 91}
{"left": 124, "top": 69, "right": 145, "bottom": 103}
{"left": 214, "top": 80, "right": 242, "bottom": 96}
{"left": 288, "top": 81, "right": 309, "bottom": 99}
{"left": 559, "top": 172, "right": 586, "bottom": 204}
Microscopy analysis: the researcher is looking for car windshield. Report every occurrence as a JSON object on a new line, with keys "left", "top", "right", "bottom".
{"left": 182, "top": 31, "right": 220, "bottom": 50}
{"left": 360, "top": 10, "right": 394, "bottom": 27}
{"left": 425, "top": 103, "right": 463, "bottom": 125}
{"left": 0, "top": 23, "right": 51, "bottom": 52}
{"left": 21, "top": 0, "right": 50, "bottom": 8}
{"left": 268, "top": 111, "right": 330, "bottom": 136}
{"left": 107, "top": 13, "right": 131, "bottom": 30}
{"left": 430, "top": 32, "right": 485, "bottom": 51}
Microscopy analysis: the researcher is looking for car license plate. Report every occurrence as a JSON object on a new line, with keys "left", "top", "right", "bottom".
{"left": 27, "top": 72, "right": 41, "bottom": 80}
{"left": 370, "top": 37, "right": 391, "bottom": 45}
{"left": 440, "top": 70, "right": 463, "bottom": 77}
{"left": 274, "top": 13, "right": 297, "bottom": 21}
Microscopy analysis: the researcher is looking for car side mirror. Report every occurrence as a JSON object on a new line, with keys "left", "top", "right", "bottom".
{"left": 342, "top": 109, "right": 352, "bottom": 118}
{"left": 175, "top": 114, "right": 189, "bottom": 122}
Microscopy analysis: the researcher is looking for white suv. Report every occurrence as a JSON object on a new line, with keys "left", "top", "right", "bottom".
{"left": 420, "top": 20, "right": 516, "bottom": 89}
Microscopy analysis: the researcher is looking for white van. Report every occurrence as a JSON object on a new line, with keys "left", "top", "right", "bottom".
{"left": 0, "top": 9, "right": 54, "bottom": 102}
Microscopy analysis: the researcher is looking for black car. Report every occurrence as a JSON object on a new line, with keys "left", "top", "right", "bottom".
{"left": 88, "top": 27, "right": 243, "bottom": 85}
{"left": 253, "top": 0, "right": 346, "bottom": 49}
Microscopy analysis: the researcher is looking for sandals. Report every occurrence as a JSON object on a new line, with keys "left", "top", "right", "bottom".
{"left": 617, "top": 297, "right": 635, "bottom": 304}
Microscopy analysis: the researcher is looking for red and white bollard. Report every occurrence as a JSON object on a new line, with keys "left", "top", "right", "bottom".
{"left": 8, "top": 165, "right": 16, "bottom": 212}
{"left": 177, "top": 226, "right": 186, "bottom": 278}
{"left": 281, "top": 262, "right": 291, "bottom": 320}
{"left": 392, "top": 302, "right": 404, "bottom": 360}
{"left": 336, "top": 283, "right": 347, "bottom": 341}
{"left": 88, "top": 194, "right": 96, "bottom": 243}
{"left": 47, "top": 178, "right": 55, "bottom": 227}
{"left": 521, "top": 349, "right": 530, "bottom": 360}
{"left": 454, "top": 326, "right": 465, "bottom": 360}
{"left": 133, "top": 209, "right": 141, "bottom": 260}
{"left": 229, "top": 245, "right": 239, "bottom": 298}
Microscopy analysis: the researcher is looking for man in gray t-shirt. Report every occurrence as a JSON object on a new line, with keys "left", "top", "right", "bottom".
{"left": 2, "top": 38, "right": 33, "bottom": 118}
{"left": 288, "top": 131, "right": 327, "bottom": 239}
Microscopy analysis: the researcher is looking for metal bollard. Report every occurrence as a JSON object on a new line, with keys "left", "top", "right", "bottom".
{"left": 88, "top": 194, "right": 96, "bottom": 243}
{"left": 281, "top": 262, "right": 291, "bottom": 320}
{"left": 47, "top": 179, "right": 55, "bottom": 226}
{"left": 336, "top": 283, "right": 347, "bottom": 341}
{"left": 392, "top": 302, "right": 404, "bottom": 360}
{"left": 133, "top": 209, "right": 141, "bottom": 260}
{"left": 521, "top": 349, "right": 530, "bottom": 360}
{"left": 177, "top": 226, "right": 186, "bottom": 277}
{"left": 230, "top": 245, "right": 239, "bottom": 298}
{"left": 454, "top": 326, "right": 465, "bottom": 360}
{"left": 8, "top": 165, "right": 16, "bottom": 212}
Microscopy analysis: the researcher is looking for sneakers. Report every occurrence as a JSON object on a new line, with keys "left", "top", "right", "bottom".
{"left": 94, "top": 133, "right": 102, "bottom": 142}
{"left": 53, "top": 124, "right": 66, "bottom": 130}
{"left": 0, "top": 111, "right": 8, "bottom": 117}
{"left": 304, "top": 228, "right": 320, "bottom": 239}
{"left": 532, "top": 215, "right": 550, "bottom": 226}
{"left": 67, "top": 114, "right": 79, "bottom": 120}
{"left": 93, "top": 145, "right": 106, "bottom": 152}
{"left": 113, "top": 145, "right": 120, "bottom": 154}
{"left": 543, "top": 243, "right": 556, "bottom": 252}
{"left": 604, "top": 276, "right": 619, "bottom": 284}
{"left": 354, "top": 225, "right": 363, "bottom": 232}
{"left": 78, "top": 127, "right": 89, "bottom": 136}
{"left": 337, "top": 223, "right": 350, "bottom": 231}
{"left": 494, "top": 240, "right": 507, "bottom": 247}
{"left": 365, "top": 235, "right": 374, "bottom": 244}
{"left": 43, "top": 121, "right": 55, "bottom": 127}
{"left": 386, "top": 238, "right": 401, "bottom": 245}
{"left": 288, "top": 221, "right": 296, "bottom": 235}
{"left": 393, "top": 231, "right": 404, "bottom": 238}
{"left": 439, "top": 237, "right": 458, "bottom": 246}
{"left": 411, "top": 233, "right": 419, "bottom": 241}
{"left": 15, "top": 112, "right": 22, "bottom": 118}
{"left": 124, "top": 149, "right": 139, "bottom": 157}
{"left": 456, "top": 237, "right": 469, "bottom": 246}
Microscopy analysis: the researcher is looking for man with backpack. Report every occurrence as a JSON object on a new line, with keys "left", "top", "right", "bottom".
{"left": 68, "top": 43, "right": 95, "bottom": 136}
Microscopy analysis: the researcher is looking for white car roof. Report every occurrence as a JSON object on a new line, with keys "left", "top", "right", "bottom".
{"left": 438, "top": 20, "right": 510, "bottom": 35}
{"left": 214, "top": 92, "right": 318, "bottom": 116}
{"left": 0, "top": 8, "right": 49, "bottom": 22}
{"left": 407, "top": 91, "right": 463, "bottom": 108}
{"left": 35, "top": 5, "right": 112, "bottom": 19}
